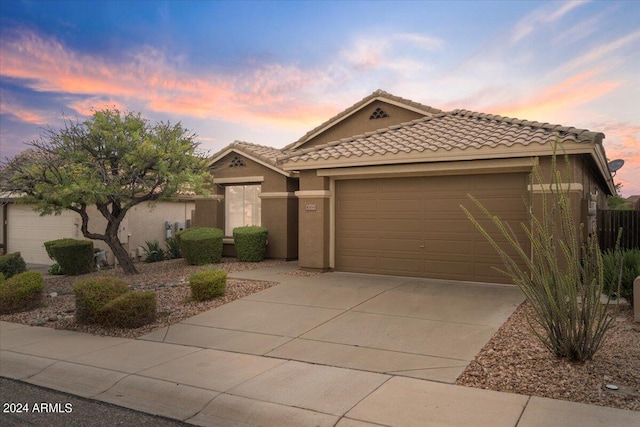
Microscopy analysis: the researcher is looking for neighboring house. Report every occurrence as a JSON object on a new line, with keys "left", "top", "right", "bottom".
{"left": 0, "top": 196, "right": 195, "bottom": 265}
{"left": 194, "top": 89, "right": 616, "bottom": 284}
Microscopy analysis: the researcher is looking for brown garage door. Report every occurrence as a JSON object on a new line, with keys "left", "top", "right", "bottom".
{"left": 335, "top": 173, "right": 529, "bottom": 283}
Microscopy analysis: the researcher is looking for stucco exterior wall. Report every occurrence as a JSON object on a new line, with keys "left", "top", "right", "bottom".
{"left": 197, "top": 151, "right": 299, "bottom": 260}
{"left": 300, "top": 101, "right": 426, "bottom": 149}
{"left": 7, "top": 200, "right": 194, "bottom": 265}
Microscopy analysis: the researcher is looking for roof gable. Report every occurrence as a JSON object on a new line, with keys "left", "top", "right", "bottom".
{"left": 282, "top": 89, "right": 442, "bottom": 151}
{"left": 208, "top": 141, "right": 291, "bottom": 177}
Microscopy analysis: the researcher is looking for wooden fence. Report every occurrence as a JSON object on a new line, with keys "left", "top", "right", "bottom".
{"left": 598, "top": 209, "right": 640, "bottom": 250}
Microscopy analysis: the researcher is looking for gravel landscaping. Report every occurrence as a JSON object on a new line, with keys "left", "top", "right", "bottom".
{"left": 0, "top": 258, "right": 285, "bottom": 339}
{"left": 2, "top": 260, "right": 638, "bottom": 412}
{"left": 456, "top": 301, "right": 640, "bottom": 411}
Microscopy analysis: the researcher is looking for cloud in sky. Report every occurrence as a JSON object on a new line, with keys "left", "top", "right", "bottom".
{"left": 0, "top": 1, "right": 638, "bottom": 195}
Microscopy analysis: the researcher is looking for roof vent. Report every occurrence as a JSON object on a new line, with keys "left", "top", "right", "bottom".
{"left": 229, "top": 156, "right": 245, "bottom": 167}
{"left": 370, "top": 107, "right": 389, "bottom": 119}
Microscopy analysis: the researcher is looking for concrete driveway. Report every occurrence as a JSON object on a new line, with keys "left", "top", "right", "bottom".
{"left": 141, "top": 264, "right": 524, "bottom": 383}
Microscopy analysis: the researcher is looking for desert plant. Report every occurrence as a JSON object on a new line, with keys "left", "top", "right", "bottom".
{"left": 233, "top": 226, "right": 268, "bottom": 262}
{"left": 73, "top": 276, "right": 130, "bottom": 324}
{"left": 50, "top": 239, "right": 94, "bottom": 275}
{"left": 165, "top": 237, "right": 182, "bottom": 259}
{"left": 0, "top": 271, "right": 44, "bottom": 314}
{"left": 142, "top": 240, "right": 166, "bottom": 263}
{"left": 98, "top": 291, "right": 157, "bottom": 328}
{"left": 178, "top": 227, "right": 224, "bottom": 265}
{"left": 602, "top": 248, "right": 640, "bottom": 306}
{"left": 189, "top": 269, "right": 227, "bottom": 301}
{"left": 461, "top": 145, "right": 615, "bottom": 362}
{"left": 0, "top": 252, "right": 27, "bottom": 279}
{"left": 47, "top": 263, "right": 64, "bottom": 275}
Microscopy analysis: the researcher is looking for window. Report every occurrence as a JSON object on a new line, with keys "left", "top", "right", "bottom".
{"left": 225, "top": 184, "right": 261, "bottom": 236}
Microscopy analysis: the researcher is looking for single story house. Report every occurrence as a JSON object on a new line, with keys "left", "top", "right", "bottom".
{"left": 0, "top": 197, "right": 196, "bottom": 265}
{"left": 194, "top": 89, "right": 617, "bottom": 283}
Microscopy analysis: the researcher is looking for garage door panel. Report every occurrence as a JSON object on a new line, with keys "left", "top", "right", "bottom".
{"left": 335, "top": 174, "right": 529, "bottom": 283}
{"left": 338, "top": 236, "right": 379, "bottom": 251}
{"left": 7, "top": 205, "right": 77, "bottom": 264}
{"left": 338, "top": 201, "right": 378, "bottom": 215}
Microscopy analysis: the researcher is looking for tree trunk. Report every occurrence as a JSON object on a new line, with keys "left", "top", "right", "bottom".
{"left": 106, "top": 233, "right": 138, "bottom": 274}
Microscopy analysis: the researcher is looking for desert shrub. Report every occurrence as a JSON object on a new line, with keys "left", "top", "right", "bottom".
{"left": 50, "top": 239, "right": 94, "bottom": 275}
{"left": 73, "top": 277, "right": 130, "bottom": 324}
{"left": 0, "top": 271, "right": 44, "bottom": 314}
{"left": 142, "top": 240, "right": 166, "bottom": 263}
{"left": 98, "top": 291, "right": 157, "bottom": 328}
{"left": 189, "top": 269, "right": 227, "bottom": 301}
{"left": 165, "top": 237, "right": 182, "bottom": 259}
{"left": 0, "top": 273, "right": 4, "bottom": 284}
{"left": 178, "top": 227, "right": 224, "bottom": 265}
{"left": 602, "top": 248, "right": 640, "bottom": 306}
{"left": 0, "top": 252, "right": 27, "bottom": 279}
{"left": 462, "top": 145, "right": 615, "bottom": 362}
{"left": 233, "top": 226, "right": 268, "bottom": 262}
{"left": 47, "top": 263, "right": 64, "bottom": 275}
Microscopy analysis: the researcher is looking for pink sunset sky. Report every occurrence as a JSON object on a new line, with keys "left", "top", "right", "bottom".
{"left": 1, "top": 1, "right": 638, "bottom": 196}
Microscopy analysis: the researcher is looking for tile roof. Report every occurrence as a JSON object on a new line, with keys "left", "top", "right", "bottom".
{"left": 282, "top": 89, "right": 442, "bottom": 151}
{"left": 278, "top": 109, "right": 604, "bottom": 164}
{"left": 209, "top": 140, "right": 284, "bottom": 167}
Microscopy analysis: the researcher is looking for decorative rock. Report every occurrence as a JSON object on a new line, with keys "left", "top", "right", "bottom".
{"left": 48, "top": 315, "right": 58, "bottom": 322}
{"left": 48, "top": 292, "right": 58, "bottom": 298}
{"left": 30, "top": 318, "right": 46, "bottom": 326}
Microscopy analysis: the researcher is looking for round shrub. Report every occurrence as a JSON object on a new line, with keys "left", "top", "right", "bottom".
{"left": 98, "top": 291, "right": 157, "bottom": 328}
{"left": 189, "top": 270, "right": 227, "bottom": 301}
{"left": 0, "top": 271, "right": 44, "bottom": 314}
{"left": 233, "top": 226, "right": 268, "bottom": 262}
{"left": 178, "top": 227, "right": 224, "bottom": 265}
{"left": 73, "top": 276, "right": 130, "bottom": 324}
{"left": 0, "top": 252, "right": 27, "bottom": 279}
{"left": 51, "top": 239, "right": 94, "bottom": 275}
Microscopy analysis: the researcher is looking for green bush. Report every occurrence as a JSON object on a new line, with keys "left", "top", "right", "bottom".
{"left": 44, "top": 238, "right": 77, "bottom": 260}
{"left": 47, "top": 263, "right": 64, "bottom": 275}
{"left": 189, "top": 269, "right": 227, "bottom": 301}
{"left": 603, "top": 248, "right": 640, "bottom": 306}
{"left": 73, "top": 277, "right": 130, "bottom": 324}
{"left": 0, "top": 271, "right": 44, "bottom": 314}
{"left": 233, "top": 226, "right": 268, "bottom": 262}
{"left": 98, "top": 291, "right": 157, "bottom": 328}
{"left": 0, "top": 252, "right": 27, "bottom": 279}
{"left": 178, "top": 227, "right": 223, "bottom": 265}
{"left": 50, "top": 239, "right": 94, "bottom": 275}
{"left": 142, "top": 240, "right": 166, "bottom": 263}
{"left": 0, "top": 273, "right": 4, "bottom": 284}
{"left": 165, "top": 237, "right": 182, "bottom": 259}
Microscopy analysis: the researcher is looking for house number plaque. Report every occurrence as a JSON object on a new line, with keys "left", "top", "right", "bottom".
{"left": 305, "top": 204, "right": 317, "bottom": 211}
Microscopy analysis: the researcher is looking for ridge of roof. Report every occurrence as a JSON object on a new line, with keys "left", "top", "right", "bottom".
{"left": 450, "top": 109, "right": 604, "bottom": 142}
{"left": 277, "top": 114, "right": 446, "bottom": 162}
{"left": 282, "top": 89, "right": 442, "bottom": 151}
{"left": 277, "top": 109, "right": 605, "bottom": 164}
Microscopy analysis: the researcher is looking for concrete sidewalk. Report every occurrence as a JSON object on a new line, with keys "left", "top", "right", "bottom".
{"left": 2, "top": 322, "right": 638, "bottom": 426}
{"left": 1, "top": 264, "right": 638, "bottom": 426}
